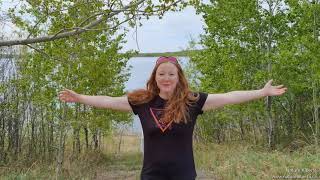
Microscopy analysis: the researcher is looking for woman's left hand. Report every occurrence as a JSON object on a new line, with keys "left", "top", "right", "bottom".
{"left": 262, "top": 79, "right": 287, "bottom": 96}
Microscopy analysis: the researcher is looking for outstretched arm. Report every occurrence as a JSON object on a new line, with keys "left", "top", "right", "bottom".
{"left": 58, "top": 89, "right": 132, "bottom": 112}
{"left": 202, "top": 80, "right": 287, "bottom": 111}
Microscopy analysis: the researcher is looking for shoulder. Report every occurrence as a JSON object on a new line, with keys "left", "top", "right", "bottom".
{"left": 188, "top": 92, "right": 208, "bottom": 106}
{"left": 188, "top": 92, "right": 208, "bottom": 114}
{"left": 190, "top": 92, "right": 208, "bottom": 100}
{"left": 127, "top": 89, "right": 154, "bottom": 105}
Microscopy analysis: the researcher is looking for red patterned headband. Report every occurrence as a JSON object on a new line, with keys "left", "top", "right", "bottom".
{"left": 156, "top": 56, "right": 178, "bottom": 65}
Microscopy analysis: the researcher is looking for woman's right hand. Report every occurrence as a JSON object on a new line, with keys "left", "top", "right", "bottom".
{"left": 58, "top": 89, "right": 81, "bottom": 103}
{"left": 58, "top": 89, "right": 132, "bottom": 112}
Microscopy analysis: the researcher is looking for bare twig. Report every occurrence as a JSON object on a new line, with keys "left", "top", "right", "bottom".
{"left": 0, "top": 0, "right": 145, "bottom": 47}
{"left": 25, "top": 44, "right": 63, "bottom": 62}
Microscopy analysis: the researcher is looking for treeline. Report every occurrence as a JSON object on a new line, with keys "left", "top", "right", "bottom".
{"left": 0, "top": 30, "right": 132, "bottom": 173}
{"left": 0, "top": 1, "right": 202, "bottom": 177}
{"left": 0, "top": 1, "right": 135, "bottom": 177}
{"left": 0, "top": 1, "right": 319, "bottom": 178}
{"left": 190, "top": 0, "right": 320, "bottom": 150}
{"left": 0, "top": 0, "right": 193, "bottom": 177}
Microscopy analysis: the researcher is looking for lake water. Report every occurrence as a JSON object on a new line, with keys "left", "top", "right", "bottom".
{"left": 124, "top": 57, "right": 189, "bottom": 133}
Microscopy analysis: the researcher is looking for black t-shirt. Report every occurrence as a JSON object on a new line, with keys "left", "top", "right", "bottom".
{"left": 129, "top": 92, "right": 208, "bottom": 179}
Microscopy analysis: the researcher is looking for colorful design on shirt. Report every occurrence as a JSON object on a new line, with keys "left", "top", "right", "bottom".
{"left": 149, "top": 108, "right": 173, "bottom": 133}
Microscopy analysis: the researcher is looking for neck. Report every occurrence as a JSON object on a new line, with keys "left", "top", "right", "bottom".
{"left": 159, "top": 92, "right": 172, "bottom": 100}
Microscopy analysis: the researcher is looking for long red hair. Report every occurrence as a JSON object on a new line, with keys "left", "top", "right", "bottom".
{"left": 127, "top": 59, "right": 199, "bottom": 124}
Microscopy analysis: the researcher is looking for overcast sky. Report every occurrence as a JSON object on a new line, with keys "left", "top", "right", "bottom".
{"left": 122, "top": 6, "right": 206, "bottom": 53}
{"left": 1, "top": 2, "right": 206, "bottom": 53}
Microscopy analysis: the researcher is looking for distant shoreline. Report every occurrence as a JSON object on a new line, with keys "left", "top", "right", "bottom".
{"left": 0, "top": 50, "right": 204, "bottom": 59}
{"left": 133, "top": 49, "right": 203, "bottom": 57}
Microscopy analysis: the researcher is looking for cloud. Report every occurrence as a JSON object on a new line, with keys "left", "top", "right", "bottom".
{"left": 122, "top": 6, "right": 205, "bottom": 53}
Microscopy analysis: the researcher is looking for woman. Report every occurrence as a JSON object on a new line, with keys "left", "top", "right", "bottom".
{"left": 59, "top": 56, "right": 286, "bottom": 180}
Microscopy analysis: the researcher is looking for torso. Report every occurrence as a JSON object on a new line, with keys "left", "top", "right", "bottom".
{"left": 129, "top": 92, "right": 208, "bottom": 179}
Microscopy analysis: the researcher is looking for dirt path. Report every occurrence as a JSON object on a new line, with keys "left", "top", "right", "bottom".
{"left": 95, "top": 169, "right": 216, "bottom": 180}
{"left": 94, "top": 152, "right": 217, "bottom": 179}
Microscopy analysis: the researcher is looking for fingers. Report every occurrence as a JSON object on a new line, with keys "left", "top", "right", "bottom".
{"left": 64, "top": 89, "right": 75, "bottom": 94}
{"left": 58, "top": 91, "right": 68, "bottom": 98}
{"left": 59, "top": 89, "right": 75, "bottom": 96}
{"left": 59, "top": 95, "right": 73, "bottom": 102}
{"left": 264, "top": 79, "right": 273, "bottom": 88}
{"left": 58, "top": 92, "right": 68, "bottom": 102}
{"left": 276, "top": 87, "right": 287, "bottom": 92}
{"left": 273, "top": 85, "right": 287, "bottom": 91}
{"left": 59, "top": 89, "right": 71, "bottom": 95}
{"left": 273, "top": 87, "right": 287, "bottom": 96}
{"left": 268, "top": 80, "right": 287, "bottom": 91}
{"left": 58, "top": 89, "right": 74, "bottom": 102}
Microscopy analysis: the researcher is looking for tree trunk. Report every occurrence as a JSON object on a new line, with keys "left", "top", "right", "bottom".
{"left": 84, "top": 127, "right": 89, "bottom": 150}
{"left": 29, "top": 108, "right": 36, "bottom": 160}
{"left": 48, "top": 114, "right": 54, "bottom": 160}
{"left": 239, "top": 118, "right": 245, "bottom": 140}
{"left": 83, "top": 105, "right": 89, "bottom": 150}
{"left": 312, "top": 0, "right": 319, "bottom": 146}
{"left": 73, "top": 128, "right": 81, "bottom": 155}
{"left": 312, "top": 82, "right": 319, "bottom": 145}
{"left": 267, "top": 96, "right": 275, "bottom": 149}
{"left": 118, "top": 128, "right": 124, "bottom": 154}
{"left": 56, "top": 125, "right": 65, "bottom": 179}
{"left": 266, "top": 0, "right": 275, "bottom": 150}
{"left": 92, "top": 130, "right": 99, "bottom": 150}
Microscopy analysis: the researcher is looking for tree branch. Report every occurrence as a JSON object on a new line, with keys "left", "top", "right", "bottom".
{"left": 0, "top": 0, "right": 145, "bottom": 47}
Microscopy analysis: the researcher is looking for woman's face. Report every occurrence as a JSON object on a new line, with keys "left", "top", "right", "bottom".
{"left": 155, "top": 63, "right": 179, "bottom": 95}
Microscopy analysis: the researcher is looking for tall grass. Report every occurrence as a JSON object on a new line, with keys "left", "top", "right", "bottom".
{"left": 0, "top": 134, "right": 143, "bottom": 180}
{"left": 1, "top": 135, "right": 319, "bottom": 179}
{"left": 194, "top": 142, "right": 320, "bottom": 180}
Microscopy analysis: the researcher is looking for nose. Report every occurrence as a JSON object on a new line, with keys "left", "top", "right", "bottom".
{"left": 161, "top": 74, "right": 173, "bottom": 81}
{"left": 164, "top": 75, "right": 170, "bottom": 81}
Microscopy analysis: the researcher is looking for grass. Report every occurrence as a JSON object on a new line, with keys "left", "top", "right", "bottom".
{"left": 0, "top": 134, "right": 143, "bottom": 180}
{"left": 1, "top": 135, "right": 320, "bottom": 179}
{"left": 194, "top": 141, "right": 320, "bottom": 180}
